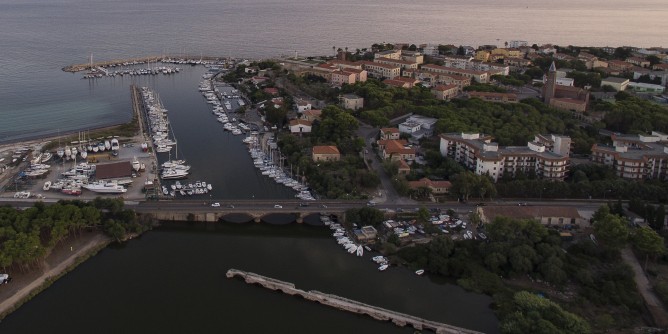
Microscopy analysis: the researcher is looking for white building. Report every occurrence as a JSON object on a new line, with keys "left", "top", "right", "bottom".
{"left": 508, "top": 40, "right": 529, "bottom": 48}
{"left": 439, "top": 133, "right": 571, "bottom": 182}
{"left": 399, "top": 115, "right": 438, "bottom": 140}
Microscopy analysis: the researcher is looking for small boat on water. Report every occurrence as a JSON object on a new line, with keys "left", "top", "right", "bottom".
{"left": 43, "top": 181, "right": 51, "bottom": 191}
{"left": 378, "top": 264, "right": 389, "bottom": 271}
{"left": 356, "top": 245, "right": 364, "bottom": 257}
{"left": 415, "top": 269, "right": 425, "bottom": 276}
{"left": 104, "top": 140, "right": 111, "bottom": 151}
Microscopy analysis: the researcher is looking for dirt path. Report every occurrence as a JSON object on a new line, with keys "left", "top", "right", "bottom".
{"left": 621, "top": 247, "right": 668, "bottom": 327}
{"left": 0, "top": 232, "right": 110, "bottom": 318}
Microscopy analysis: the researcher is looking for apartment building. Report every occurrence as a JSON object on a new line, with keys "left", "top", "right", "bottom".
{"left": 591, "top": 132, "right": 668, "bottom": 180}
{"left": 439, "top": 133, "right": 570, "bottom": 181}
{"left": 374, "top": 57, "right": 418, "bottom": 70}
{"left": 421, "top": 64, "right": 489, "bottom": 83}
{"left": 441, "top": 55, "right": 473, "bottom": 69}
{"left": 431, "top": 84, "right": 459, "bottom": 101}
{"left": 360, "top": 61, "right": 401, "bottom": 79}
{"left": 374, "top": 49, "right": 402, "bottom": 60}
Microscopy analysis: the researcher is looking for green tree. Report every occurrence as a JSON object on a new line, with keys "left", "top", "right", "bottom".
{"left": 501, "top": 291, "right": 591, "bottom": 334}
{"left": 632, "top": 227, "right": 665, "bottom": 270}
{"left": 593, "top": 214, "right": 629, "bottom": 250}
{"left": 653, "top": 204, "right": 666, "bottom": 231}
{"left": 417, "top": 207, "right": 430, "bottom": 223}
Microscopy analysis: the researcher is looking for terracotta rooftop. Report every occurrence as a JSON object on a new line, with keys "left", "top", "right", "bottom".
{"left": 289, "top": 119, "right": 312, "bottom": 127}
{"left": 381, "top": 127, "right": 400, "bottom": 134}
{"left": 312, "top": 145, "right": 340, "bottom": 155}
{"left": 433, "top": 84, "right": 458, "bottom": 91}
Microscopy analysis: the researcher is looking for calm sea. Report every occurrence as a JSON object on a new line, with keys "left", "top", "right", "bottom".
{"left": 0, "top": 0, "right": 667, "bottom": 143}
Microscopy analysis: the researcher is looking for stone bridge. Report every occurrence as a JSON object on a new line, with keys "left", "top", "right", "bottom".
{"left": 226, "top": 269, "right": 483, "bottom": 334}
{"left": 132, "top": 199, "right": 363, "bottom": 223}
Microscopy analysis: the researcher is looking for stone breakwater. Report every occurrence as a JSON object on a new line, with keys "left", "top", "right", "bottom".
{"left": 226, "top": 268, "right": 483, "bottom": 334}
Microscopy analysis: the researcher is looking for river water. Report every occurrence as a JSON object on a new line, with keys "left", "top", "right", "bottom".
{"left": 0, "top": 223, "right": 499, "bottom": 333}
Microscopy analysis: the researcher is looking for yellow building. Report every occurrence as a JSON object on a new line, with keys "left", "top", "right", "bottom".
{"left": 474, "top": 50, "right": 490, "bottom": 62}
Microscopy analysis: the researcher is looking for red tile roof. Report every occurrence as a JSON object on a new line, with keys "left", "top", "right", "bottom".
{"left": 432, "top": 84, "right": 458, "bottom": 91}
{"left": 312, "top": 145, "right": 340, "bottom": 155}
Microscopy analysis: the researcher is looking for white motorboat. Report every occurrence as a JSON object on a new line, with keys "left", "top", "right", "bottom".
{"left": 41, "top": 152, "right": 52, "bottom": 163}
{"left": 43, "top": 181, "right": 51, "bottom": 191}
{"left": 356, "top": 245, "right": 363, "bottom": 257}
{"left": 71, "top": 146, "right": 78, "bottom": 157}
{"left": 80, "top": 150, "right": 87, "bottom": 159}
{"left": 83, "top": 181, "right": 127, "bottom": 194}
{"left": 64, "top": 146, "right": 72, "bottom": 158}
{"left": 131, "top": 157, "right": 141, "bottom": 172}
{"left": 415, "top": 269, "right": 425, "bottom": 276}
{"left": 97, "top": 142, "right": 105, "bottom": 152}
{"left": 104, "top": 140, "right": 111, "bottom": 150}
{"left": 111, "top": 138, "right": 120, "bottom": 151}
{"left": 378, "top": 264, "right": 389, "bottom": 271}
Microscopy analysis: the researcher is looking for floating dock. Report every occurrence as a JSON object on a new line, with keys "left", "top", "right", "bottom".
{"left": 226, "top": 269, "right": 483, "bottom": 334}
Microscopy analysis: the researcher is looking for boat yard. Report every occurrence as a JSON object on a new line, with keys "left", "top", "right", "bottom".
{"left": 0, "top": 86, "right": 161, "bottom": 201}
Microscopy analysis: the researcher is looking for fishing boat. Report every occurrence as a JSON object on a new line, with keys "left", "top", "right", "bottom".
{"left": 415, "top": 269, "right": 425, "bottom": 276}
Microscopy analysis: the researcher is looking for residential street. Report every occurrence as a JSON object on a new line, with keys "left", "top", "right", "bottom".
{"left": 357, "top": 123, "right": 416, "bottom": 205}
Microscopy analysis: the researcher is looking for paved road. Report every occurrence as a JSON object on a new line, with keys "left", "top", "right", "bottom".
{"left": 356, "top": 123, "right": 415, "bottom": 205}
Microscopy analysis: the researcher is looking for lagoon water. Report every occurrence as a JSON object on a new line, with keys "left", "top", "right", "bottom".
{"left": 0, "top": 223, "right": 500, "bottom": 333}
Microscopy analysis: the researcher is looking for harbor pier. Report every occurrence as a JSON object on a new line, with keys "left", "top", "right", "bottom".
{"left": 226, "top": 269, "right": 483, "bottom": 334}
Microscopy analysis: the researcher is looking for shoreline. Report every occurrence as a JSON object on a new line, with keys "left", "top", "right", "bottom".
{"left": 0, "top": 120, "right": 132, "bottom": 153}
{"left": 0, "top": 232, "right": 112, "bottom": 321}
